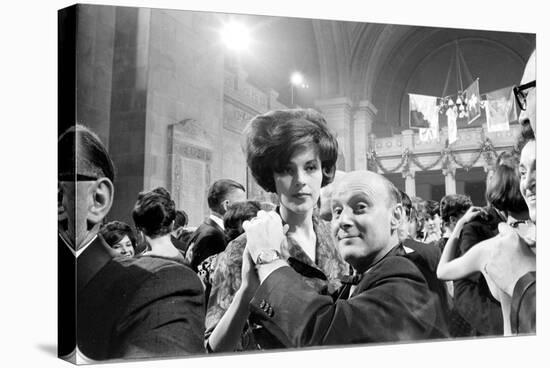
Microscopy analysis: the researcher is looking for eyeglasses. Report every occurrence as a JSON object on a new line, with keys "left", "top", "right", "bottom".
{"left": 513, "top": 80, "right": 536, "bottom": 111}
{"left": 58, "top": 173, "right": 100, "bottom": 182}
{"left": 509, "top": 220, "right": 527, "bottom": 228}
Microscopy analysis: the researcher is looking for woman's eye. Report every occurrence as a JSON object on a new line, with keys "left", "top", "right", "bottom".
{"left": 332, "top": 208, "right": 342, "bottom": 216}
{"left": 355, "top": 203, "right": 368, "bottom": 212}
{"left": 305, "top": 164, "right": 318, "bottom": 172}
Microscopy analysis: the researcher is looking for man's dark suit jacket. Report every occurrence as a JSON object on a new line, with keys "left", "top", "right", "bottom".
{"left": 511, "top": 271, "right": 536, "bottom": 334}
{"left": 186, "top": 217, "right": 227, "bottom": 272}
{"left": 75, "top": 235, "right": 205, "bottom": 360}
{"left": 454, "top": 206, "right": 504, "bottom": 336}
{"left": 249, "top": 245, "right": 449, "bottom": 347}
{"left": 402, "top": 238, "right": 450, "bottom": 317}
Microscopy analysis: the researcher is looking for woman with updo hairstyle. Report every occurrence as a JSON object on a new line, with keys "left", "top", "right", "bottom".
{"left": 223, "top": 200, "right": 263, "bottom": 243}
{"left": 205, "top": 109, "right": 348, "bottom": 352}
{"left": 132, "top": 187, "right": 185, "bottom": 263}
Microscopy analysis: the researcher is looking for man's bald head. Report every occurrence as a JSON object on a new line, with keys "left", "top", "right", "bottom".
{"left": 330, "top": 170, "right": 403, "bottom": 272}
{"left": 333, "top": 170, "right": 401, "bottom": 208}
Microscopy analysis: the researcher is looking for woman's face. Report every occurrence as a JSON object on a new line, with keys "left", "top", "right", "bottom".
{"left": 273, "top": 146, "right": 323, "bottom": 216}
{"left": 424, "top": 214, "right": 442, "bottom": 235}
{"left": 111, "top": 235, "right": 135, "bottom": 257}
{"left": 519, "top": 140, "right": 536, "bottom": 223}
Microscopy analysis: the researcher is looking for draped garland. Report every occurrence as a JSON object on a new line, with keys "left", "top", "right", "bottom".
{"left": 367, "top": 138, "right": 498, "bottom": 174}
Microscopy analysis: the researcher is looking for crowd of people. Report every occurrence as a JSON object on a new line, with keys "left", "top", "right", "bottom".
{"left": 57, "top": 50, "right": 536, "bottom": 361}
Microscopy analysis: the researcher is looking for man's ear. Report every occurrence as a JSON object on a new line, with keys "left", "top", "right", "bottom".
{"left": 390, "top": 203, "right": 404, "bottom": 231}
{"left": 87, "top": 178, "right": 114, "bottom": 226}
{"left": 222, "top": 199, "right": 230, "bottom": 213}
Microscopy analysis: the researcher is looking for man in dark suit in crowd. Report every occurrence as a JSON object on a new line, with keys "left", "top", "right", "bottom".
{"left": 58, "top": 125, "right": 205, "bottom": 362}
{"left": 241, "top": 170, "right": 448, "bottom": 347}
{"left": 186, "top": 179, "right": 246, "bottom": 271}
{"left": 397, "top": 190, "right": 451, "bottom": 331}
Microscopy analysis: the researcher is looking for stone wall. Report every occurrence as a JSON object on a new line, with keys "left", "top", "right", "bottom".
{"left": 75, "top": 6, "right": 288, "bottom": 226}
{"left": 75, "top": 4, "right": 116, "bottom": 145}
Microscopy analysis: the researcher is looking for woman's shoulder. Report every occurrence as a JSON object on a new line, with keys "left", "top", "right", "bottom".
{"left": 209, "top": 235, "right": 246, "bottom": 286}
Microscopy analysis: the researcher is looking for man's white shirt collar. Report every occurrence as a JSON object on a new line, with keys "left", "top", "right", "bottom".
{"left": 60, "top": 233, "right": 98, "bottom": 258}
{"left": 209, "top": 214, "right": 224, "bottom": 230}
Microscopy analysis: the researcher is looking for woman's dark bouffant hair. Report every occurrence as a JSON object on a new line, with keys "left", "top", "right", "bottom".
{"left": 132, "top": 187, "right": 176, "bottom": 238}
{"left": 223, "top": 200, "right": 262, "bottom": 242}
{"left": 486, "top": 164, "right": 528, "bottom": 214}
{"left": 242, "top": 109, "right": 339, "bottom": 193}
{"left": 99, "top": 221, "right": 136, "bottom": 250}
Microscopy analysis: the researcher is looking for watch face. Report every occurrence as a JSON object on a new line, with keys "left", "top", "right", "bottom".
{"left": 258, "top": 249, "right": 280, "bottom": 264}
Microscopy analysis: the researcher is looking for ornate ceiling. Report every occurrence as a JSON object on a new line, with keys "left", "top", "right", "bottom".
{"left": 232, "top": 13, "right": 535, "bottom": 137}
{"left": 312, "top": 21, "right": 535, "bottom": 136}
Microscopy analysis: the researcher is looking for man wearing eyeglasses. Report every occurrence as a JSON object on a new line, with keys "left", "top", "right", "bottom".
{"left": 58, "top": 125, "right": 205, "bottom": 362}
{"left": 482, "top": 50, "right": 536, "bottom": 334}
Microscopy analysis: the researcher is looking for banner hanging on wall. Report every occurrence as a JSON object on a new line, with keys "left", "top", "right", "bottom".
{"left": 464, "top": 79, "right": 481, "bottom": 125}
{"left": 409, "top": 93, "right": 439, "bottom": 129}
{"left": 485, "top": 86, "right": 516, "bottom": 133}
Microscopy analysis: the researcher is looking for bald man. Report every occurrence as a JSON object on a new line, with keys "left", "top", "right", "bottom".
{"left": 241, "top": 170, "right": 448, "bottom": 347}
{"left": 483, "top": 50, "right": 536, "bottom": 334}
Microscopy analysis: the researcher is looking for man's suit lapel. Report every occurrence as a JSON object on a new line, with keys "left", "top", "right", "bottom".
{"left": 204, "top": 217, "right": 227, "bottom": 244}
{"left": 347, "top": 244, "right": 405, "bottom": 298}
{"left": 205, "top": 217, "right": 223, "bottom": 233}
{"left": 77, "top": 235, "right": 117, "bottom": 293}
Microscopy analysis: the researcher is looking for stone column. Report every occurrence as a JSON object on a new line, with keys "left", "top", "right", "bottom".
{"left": 403, "top": 170, "right": 416, "bottom": 197}
{"left": 401, "top": 129, "right": 417, "bottom": 197}
{"left": 108, "top": 6, "right": 151, "bottom": 225}
{"left": 401, "top": 129, "right": 416, "bottom": 150}
{"left": 443, "top": 167, "right": 456, "bottom": 195}
{"left": 353, "top": 100, "right": 377, "bottom": 170}
{"left": 316, "top": 97, "right": 354, "bottom": 171}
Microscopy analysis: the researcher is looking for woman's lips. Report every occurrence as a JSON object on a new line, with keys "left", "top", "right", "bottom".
{"left": 337, "top": 234, "right": 361, "bottom": 241}
{"left": 524, "top": 193, "right": 536, "bottom": 204}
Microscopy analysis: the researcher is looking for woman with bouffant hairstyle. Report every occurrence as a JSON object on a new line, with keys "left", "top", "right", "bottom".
{"left": 243, "top": 109, "right": 339, "bottom": 192}
{"left": 132, "top": 187, "right": 185, "bottom": 263}
{"left": 205, "top": 109, "right": 348, "bottom": 352}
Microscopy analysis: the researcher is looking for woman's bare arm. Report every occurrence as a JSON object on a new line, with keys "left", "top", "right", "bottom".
{"left": 437, "top": 206, "right": 486, "bottom": 280}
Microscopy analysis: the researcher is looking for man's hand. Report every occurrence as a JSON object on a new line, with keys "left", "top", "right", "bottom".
{"left": 456, "top": 206, "right": 484, "bottom": 228}
{"left": 484, "top": 222, "right": 536, "bottom": 297}
{"left": 240, "top": 247, "right": 260, "bottom": 296}
{"left": 242, "top": 210, "right": 289, "bottom": 263}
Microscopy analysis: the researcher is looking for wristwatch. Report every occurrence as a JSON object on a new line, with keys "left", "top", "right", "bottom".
{"left": 256, "top": 249, "right": 282, "bottom": 265}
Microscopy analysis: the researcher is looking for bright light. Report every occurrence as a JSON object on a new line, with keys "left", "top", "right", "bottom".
{"left": 221, "top": 22, "right": 251, "bottom": 52}
{"left": 291, "top": 72, "right": 304, "bottom": 86}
